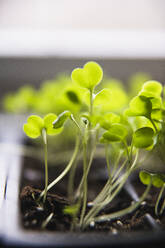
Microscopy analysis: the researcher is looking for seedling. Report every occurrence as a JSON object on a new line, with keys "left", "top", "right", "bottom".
{"left": 19, "top": 62, "right": 165, "bottom": 230}
{"left": 140, "top": 171, "right": 165, "bottom": 215}
{"left": 23, "top": 113, "right": 62, "bottom": 202}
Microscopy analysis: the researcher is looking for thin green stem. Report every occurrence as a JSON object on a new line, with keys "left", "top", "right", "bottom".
{"left": 92, "top": 180, "right": 152, "bottom": 225}
{"left": 111, "top": 149, "right": 123, "bottom": 177}
{"left": 75, "top": 130, "right": 97, "bottom": 199}
{"left": 111, "top": 158, "right": 128, "bottom": 184}
{"left": 39, "top": 134, "right": 80, "bottom": 200}
{"left": 79, "top": 140, "right": 88, "bottom": 227}
{"left": 83, "top": 151, "right": 139, "bottom": 226}
{"left": 93, "top": 180, "right": 111, "bottom": 205}
{"left": 105, "top": 144, "right": 111, "bottom": 181}
{"left": 42, "top": 128, "right": 48, "bottom": 203}
{"left": 123, "top": 140, "right": 131, "bottom": 167}
{"left": 155, "top": 184, "right": 165, "bottom": 216}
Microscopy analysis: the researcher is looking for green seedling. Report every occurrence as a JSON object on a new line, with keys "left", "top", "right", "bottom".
{"left": 133, "top": 127, "right": 154, "bottom": 148}
{"left": 125, "top": 80, "right": 163, "bottom": 132}
{"left": 17, "top": 61, "right": 165, "bottom": 231}
{"left": 139, "top": 171, "right": 165, "bottom": 215}
{"left": 63, "top": 203, "right": 80, "bottom": 230}
{"left": 23, "top": 114, "right": 62, "bottom": 202}
{"left": 38, "top": 110, "right": 81, "bottom": 201}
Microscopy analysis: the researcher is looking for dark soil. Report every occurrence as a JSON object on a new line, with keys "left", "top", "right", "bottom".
{"left": 20, "top": 156, "right": 165, "bottom": 233}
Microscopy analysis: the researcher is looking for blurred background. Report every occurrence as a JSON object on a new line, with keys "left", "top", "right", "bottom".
{"left": 0, "top": 0, "right": 165, "bottom": 95}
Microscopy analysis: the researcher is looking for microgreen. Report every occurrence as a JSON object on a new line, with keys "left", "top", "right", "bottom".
{"left": 17, "top": 62, "right": 165, "bottom": 230}
{"left": 139, "top": 80, "right": 162, "bottom": 98}
{"left": 125, "top": 95, "right": 152, "bottom": 118}
{"left": 99, "top": 112, "right": 120, "bottom": 130}
{"left": 101, "top": 124, "right": 128, "bottom": 143}
{"left": 23, "top": 114, "right": 62, "bottom": 202}
{"left": 71, "top": 61, "right": 103, "bottom": 91}
{"left": 139, "top": 171, "right": 165, "bottom": 215}
{"left": 133, "top": 127, "right": 154, "bottom": 148}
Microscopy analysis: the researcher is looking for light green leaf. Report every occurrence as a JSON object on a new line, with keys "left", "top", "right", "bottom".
{"left": 53, "top": 111, "right": 71, "bottom": 129}
{"left": 102, "top": 124, "right": 128, "bottom": 142}
{"left": 63, "top": 203, "right": 80, "bottom": 217}
{"left": 152, "top": 174, "right": 164, "bottom": 188}
{"left": 133, "top": 127, "right": 154, "bottom": 148}
{"left": 44, "top": 113, "right": 63, "bottom": 135}
{"left": 140, "top": 80, "right": 162, "bottom": 98}
{"left": 100, "top": 112, "right": 120, "bottom": 130}
{"left": 151, "top": 109, "right": 162, "bottom": 121}
{"left": 99, "top": 137, "right": 108, "bottom": 144}
{"left": 93, "top": 88, "right": 111, "bottom": 107}
{"left": 139, "top": 171, "right": 151, "bottom": 185}
{"left": 23, "top": 115, "right": 44, "bottom": 138}
{"left": 71, "top": 61, "right": 103, "bottom": 90}
{"left": 126, "top": 95, "right": 152, "bottom": 118}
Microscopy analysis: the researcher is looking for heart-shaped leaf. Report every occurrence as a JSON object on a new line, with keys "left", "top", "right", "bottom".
{"left": 23, "top": 115, "right": 44, "bottom": 138}
{"left": 53, "top": 111, "right": 71, "bottom": 129}
{"left": 133, "top": 127, "right": 154, "bottom": 148}
{"left": 71, "top": 61, "right": 103, "bottom": 90}
{"left": 140, "top": 80, "right": 162, "bottom": 98}
{"left": 101, "top": 124, "right": 128, "bottom": 142}
{"left": 125, "top": 95, "right": 152, "bottom": 118}
{"left": 44, "top": 113, "right": 63, "bottom": 135}
{"left": 139, "top": 171, "right": 151, "bottom": 185}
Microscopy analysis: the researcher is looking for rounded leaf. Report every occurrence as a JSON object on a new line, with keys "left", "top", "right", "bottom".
{"left": 139, "top": 171, "right": 151, "bottom": 185}
{"left": 100, "top": 112, "right": 120, "bottom": 130}
{"left": 53, "top": 111, "right": 71, "bottom": 129}
{"left": 152, "top": 174, "right": 164, "bottom": 188}
{"left": 133, "top": 127, "right": 154, "bottom": 148}
{"left": 140, "top": 81, "right": 162, "bottom": 98}
{"left": 150, "top": 97, "right": 162, "bottom": 110}
{"left": 102, "top": 124, "right": 128, "bottom": 142}
{"left": 44, "top": 113, "right": 63, "bottom": 135}
{"left": 23, "top": 115, "right": 44, "bottom": 138}
{"left": 127, "top": 95, "right": 152, "bottom": 118}
{"left": 71, "top": 61, "right": 103, "bottom": 90}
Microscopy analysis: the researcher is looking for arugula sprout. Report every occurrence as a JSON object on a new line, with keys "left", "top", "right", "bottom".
{"left": 19, "top": 62, "right": 165, "bottom": 230}
{"left": 139, "top": 171, "right": 165, "bottom": 215}
{"left": 23, "top": 114, "right": 62, "bottom": 202}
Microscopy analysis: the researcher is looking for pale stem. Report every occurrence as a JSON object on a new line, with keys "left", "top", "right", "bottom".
{"left": 42, "top": 128, "right": 48, "bottom": 203}
{"left": 75, "top": 130, "right": 97, "bottom": 199}
{"left": 111, "top": 149, "right": 123, "bottom": 177}
{"left": 105, "top": 144, "right": 111, "bottom": 181}
{"left": 83, "top": 151, "right": 139, "bottom": 226}
{"left": 91, "top": 180, "right": 152, "bottom": 225}
{"left": 79, "top": 140, "right": 88, "bottom": 226}
{"left": 39, "top": 135, "right": 80, "bottom": 199}
{"left": 155, "top": 184, "right": 165, "bottom": 216}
